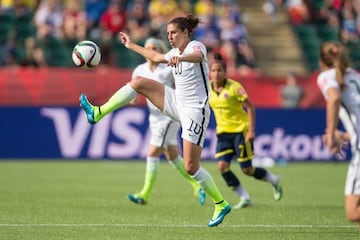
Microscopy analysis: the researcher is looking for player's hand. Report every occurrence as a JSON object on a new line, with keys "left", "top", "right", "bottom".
{"left": 245, "top": 130, "right": 255, "bottom": 142}
{"left": 322, "top": 129, "right": 348, "bottom": 159}
{"left": 167, "top": 56, "right": 181, "bottom": 67}
{"left": 118, "top": 32, "right": 131, "bottom": 48}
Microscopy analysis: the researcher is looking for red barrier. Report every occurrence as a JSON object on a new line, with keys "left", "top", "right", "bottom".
{"left": 0, "top": 66, "right": 325, "bottom": 108}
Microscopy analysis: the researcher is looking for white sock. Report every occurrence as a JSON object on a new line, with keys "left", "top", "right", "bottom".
{"left": 99, "top": 83, "right": 137, "bottom": 119}
{"left": 108, "top": 83, "right": 137, "bottom": 107}
{"left": 264, "top": 172, "right": 279, "bottom": 185}
{"left": 234, "top": 185, "right": 251, "bottom": 200}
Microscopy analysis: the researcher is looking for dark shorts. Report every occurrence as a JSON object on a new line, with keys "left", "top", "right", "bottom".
{"left": 215, "top": 132, "right": 254, "bottom": 168}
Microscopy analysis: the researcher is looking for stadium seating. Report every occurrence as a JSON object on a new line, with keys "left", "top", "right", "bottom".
{"left": 14, "top": 13, "right": 35, "bottom": 44}
{"left": 0, "top": 14, "right": 14, "bottom": 45}
{"left": 293, "top": 24, "right": 321, "bottom": 71}
{"left": 316, "top": 24, "right": 339, "bottom": 42}
{"left": 113, "top": 39, "right": 144, "bottom": 68}
{"left": 41, "top": 37, "right": 73, "bottom": 67}
{"left": 348, "top": 42, "right": 360, "bottom": 69}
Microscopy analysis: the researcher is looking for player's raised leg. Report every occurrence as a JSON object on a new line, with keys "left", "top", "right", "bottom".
{"left": 79, "top": 83, "right": 137, "bottom": 124}
{"left": 79, "top": 77, "right": 165, "bottom": 124}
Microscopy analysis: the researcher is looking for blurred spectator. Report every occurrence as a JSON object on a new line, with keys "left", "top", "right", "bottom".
{"left": 21, "top": 37, "right": 47, "bottom": 67}
{"left": 194, "top": 14, "right": 220, "bottom": 50}
{"left": 126, "top": 0, "right": 151, "bottom": 42}
{"left": 341, "top": 7, "right": 358, "bottom": 43}
{"left": 0, "top": 0, "right": 258, "bottom": 69}
{"left": 235, "top": 39, "right": 258, "bottom": 76}
{"left": 211, "top": 40, "right": 237, "bottom": 75}
{"left": 175, "top": 0, "right": 192, "bottom": 16}
{"left": 62, "top": 0, "right": 87, "bottom": 41}
{"left": 194, "top": 0, "right": 215, "bottom": 17}
{"left": 284, "top": 0, "right": 310, "bottom": 26}
{"left": 148, "top": 0, "right": 177, "bottom": 37}
{"left": 99, "top": 0, "right": 127, "bottom": 37}
{"left": 1, "top": 0, "right": 40, "bottom": 11}
{"left": 34, "top": 0, "right": 64, "bottom": 39}
{"left": 5, "top": 0, "right": 31, "bottom": 17}
{"left": 217, "top": 2, "right": 248, "bottom": 43}
{"left": 0, "top": 38, "right": 17, "bottom": 66}
{"left": 280, "top": 72, "right": 304, "bottom": 108}
{"left": 327, "top": 10, "right": 341, "bottom": 29}
{"left": 263, "top": 0, "right": 283, "bottom": 16}
{"left": 84, "top": 0, "right": 107, "bottom": 38}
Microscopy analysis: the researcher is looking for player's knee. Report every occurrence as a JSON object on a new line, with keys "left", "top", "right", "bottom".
{"left": 241, "top": 167, "right": 253, "bottom": 176}
{"left": 130, "top": 76, "right": 145, "bottom": 90}
{"left": 184, "top": 161, "right": 198, "bottom": 175}
{"left": 346, "top": 211, "right": 360, "bottom": 223}
{"left": 165, "top": 151, "right": 178, "bottom": 161}
{"left": 217, "top": 161, "right": 229, "bottom": 172}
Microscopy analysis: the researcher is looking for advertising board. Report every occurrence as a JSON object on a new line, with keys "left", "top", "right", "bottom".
{"left": 0, "top": 107, "right": 339, "bottom": 161}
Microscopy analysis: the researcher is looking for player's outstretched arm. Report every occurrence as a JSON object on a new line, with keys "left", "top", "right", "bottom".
{"left": 118, "top": 32, "right": 166, "bottom": 63}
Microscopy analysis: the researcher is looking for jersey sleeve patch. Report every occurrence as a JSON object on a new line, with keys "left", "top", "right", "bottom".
{"left": 192, "top": 45, "right": 201, "bottom": 51}
{"left": 237, "top": 87, "right": 247, "bottom": 96}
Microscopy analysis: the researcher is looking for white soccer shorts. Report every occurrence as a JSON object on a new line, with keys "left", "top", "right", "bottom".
{"left": 162, "top": 86, "right": 210, "bottom": 147}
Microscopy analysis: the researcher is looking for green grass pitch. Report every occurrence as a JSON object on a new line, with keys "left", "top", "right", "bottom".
{"left": 0, "top": 160, "right": 359, "bottom": 240}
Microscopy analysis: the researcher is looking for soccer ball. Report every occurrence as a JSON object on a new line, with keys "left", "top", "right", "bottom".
{"left": 72, "top": 40, "right": 101, "bottom": 68}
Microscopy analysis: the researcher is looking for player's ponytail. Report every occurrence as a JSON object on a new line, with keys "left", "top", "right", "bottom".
{"left": 320, "top": 41, "right": 349, "bottom": 90}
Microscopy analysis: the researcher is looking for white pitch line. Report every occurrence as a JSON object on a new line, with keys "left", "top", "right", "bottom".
{"left": 0, "top": 224, "right": 357, "bottom": 229}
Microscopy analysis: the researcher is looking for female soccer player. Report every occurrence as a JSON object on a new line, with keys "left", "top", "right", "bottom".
{"left": 317, "top": 41, "right": 360, "bottom": 225}
{"left": 209, "top": 53, "right": 283, "bottom": 208}
{"left": 79, "top": 15, "right": 231, "bottom": 227}
{"left": 126, "top": 37, "right": 206, "bottom": 206}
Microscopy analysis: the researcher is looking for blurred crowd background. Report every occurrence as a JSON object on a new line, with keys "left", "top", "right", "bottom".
{"left": 0, "top": 0, "right": 359, "bottom": 77}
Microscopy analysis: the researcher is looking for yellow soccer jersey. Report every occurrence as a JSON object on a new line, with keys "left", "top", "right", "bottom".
{"left": 209, "top": 79, "right": 249, "bottom": 134}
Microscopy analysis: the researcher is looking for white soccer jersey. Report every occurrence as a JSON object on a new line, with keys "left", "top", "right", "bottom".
{"left": 317, "top": 68, "right": 360, "bottom": 148}
{"left": 132, "top": 62, "right": 175, "bottom": 124}
{"left": 164, "top": 40, "right": 210, "bottom": 108}
{"left": 317, "top": 68, "right": 360, "bottom": 195}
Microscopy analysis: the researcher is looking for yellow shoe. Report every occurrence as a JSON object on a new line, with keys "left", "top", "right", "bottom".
{"left": 208, "top": 202, "right": 231, "bottom": 227}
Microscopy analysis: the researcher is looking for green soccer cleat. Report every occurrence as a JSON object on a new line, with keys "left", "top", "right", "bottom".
{"left": 79, "top": 93, "right": 96, "bottom": 124}
{"left": 127, "top": 193, "right": 147, "bottom": 205}
{"left": 198, "top": 188, "right": 206, "bottom": 205}
{"left": 233, "top": 198, "right": 253, "bottom": 209}
{"left": 208, "top": 202, "right": 231, "bottom": 227}
{"left": 273, "top": 178, "right": 283, "bottom": 201}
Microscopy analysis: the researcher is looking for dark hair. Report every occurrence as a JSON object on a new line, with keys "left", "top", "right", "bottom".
{"left": 320, "top": 41, "right": 349, "bottom": 90}
{"left": 212, "top": 52, "right": 227, "bottom": 71}
{"left": 168, "top": 14, "right": 200, "bottom": 36}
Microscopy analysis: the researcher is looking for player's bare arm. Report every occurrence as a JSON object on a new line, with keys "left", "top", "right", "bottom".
{"left": 167, "top": 51, "right": 203, "bottom": 68}
{"left": 180, "top": 50, "right": 203, "bottom": 63}
{"left": 243, "top": 98, "right": 256, "bottom": 142}
{"left": 325, "top": 87, "right": 341, "bottom": 150}
{"left": 119, "top": 32, "right": 166, "bottom": 63}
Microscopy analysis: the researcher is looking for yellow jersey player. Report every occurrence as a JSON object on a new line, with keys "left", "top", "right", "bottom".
{"left": 209, "top": 53, "right": 283, "bottom": 208}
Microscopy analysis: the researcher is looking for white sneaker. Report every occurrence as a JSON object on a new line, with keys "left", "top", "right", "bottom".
{"left": 273, "top": 178, "right": 283, "bottom": 201}
{"left": 233, "top": 198, "right": 253, "bottom": 209}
